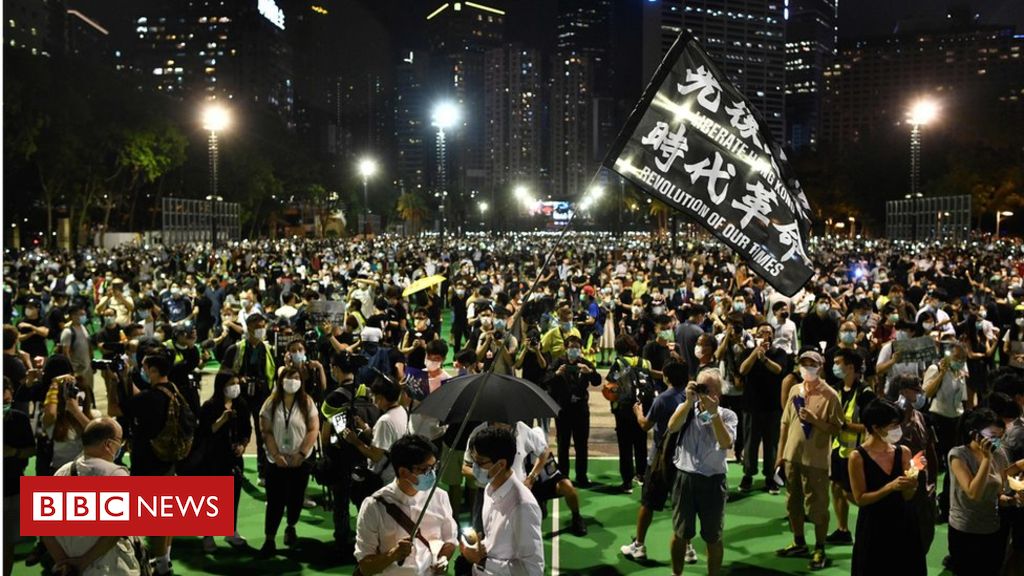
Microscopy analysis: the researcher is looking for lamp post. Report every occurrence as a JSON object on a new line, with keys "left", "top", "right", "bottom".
{"left": 848, "top": 216, "right": 856, "bottom": 239}
{"left": 357, "top": 157, "right": 378, "bottom": 234}
{"left": 996, "top": 210, "right": 1014, "bottom": 240}
{"left": 908, "top": 98, "right": 938, "bottom": 198}
{"left": 432, "top": 101, "right": 459, "bottom": 235}
{"left": 202, "top": 103, "right": 230, "bottom": 247}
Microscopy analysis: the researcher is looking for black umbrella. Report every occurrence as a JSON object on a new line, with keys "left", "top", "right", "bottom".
{"left": 413, "top": 372, "right": 560, "bottom": 424}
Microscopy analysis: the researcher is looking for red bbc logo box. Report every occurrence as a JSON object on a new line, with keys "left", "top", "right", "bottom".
{"left": 20, "top": 476, "right": 234, "bottom": 536}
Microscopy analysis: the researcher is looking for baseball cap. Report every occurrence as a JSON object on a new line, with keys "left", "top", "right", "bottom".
{"left": 798, "top": 350, "right": 824, "bottom": 365}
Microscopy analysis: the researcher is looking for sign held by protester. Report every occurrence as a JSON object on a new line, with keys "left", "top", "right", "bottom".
{"left": 893, "top": 336, "right": 940, "bottom": 365}
{"left": 308, "top": 300, "right": 347, "bottom": 326}
{"left": 605, "top": 32, "right": 813, "bottom": 297}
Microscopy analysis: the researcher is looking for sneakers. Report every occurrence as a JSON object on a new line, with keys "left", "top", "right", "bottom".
{"left": 776, "top": 542, "right": 810, "bottom": 557}
{"left": 225, "top": 533, "right": 248, "bottom": 549}
{"left": 303, "top": 498, "right": 317, "bottom": 509}
{"left": 739, "top": 475, "right": 753, "bottom": 492}
{"left": 620, "top": 483, "right": 634, "bottom": 494}
{"left": 765, "top": 479, "right": 781, "bottom": 495}
{"left": 635, "top": 475, "right": 645, "bottom": 486}
{"left": 809, "top": 548, "right": 829, "bottom": 570}
{"left": 284, "top": 525, "right": 298, "bottom": 547}
{"left": 202, "top": 536, "right": 216, "bottom": 553}
{"left": 685, "top": 543, "right": 698, "bottom": 564}
{"left": 570, "top": 515, "right": 588, "bottom": 536}
{"left": 825, "top": 529, "right": 853, "bottom": 545}
{"left": 620, "top": 539, "right": 648, "bottom": 560}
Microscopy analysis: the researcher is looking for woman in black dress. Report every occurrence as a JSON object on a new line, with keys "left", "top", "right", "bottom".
{"left": 848, "top": 399, "right": 926, "bottom": 576}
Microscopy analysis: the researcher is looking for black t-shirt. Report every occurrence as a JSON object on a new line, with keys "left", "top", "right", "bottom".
{"left": 94, "top": 327, "right": 123, "bottom": 358}
{"left": 642, "top": 341, "right": 674, "bottom": 391}
{"left": 18, "top": 317, "right": 48, "bottom": 359}
{"left": 3, "top": 408, "right": 34, "bottom": 496}
{"left": 197, "top": 398, "right": 252, "bottom": 473}
{"left": 404, "top": 327, "right": 437, "bottom": 369}
{"left": 4, "top": 353, "right": 30, "bottom": 402}
{"left": 45, "top": 307, "right": 66, "bottom": 343}
{"left": 742, "top": 348, "right": 790, "bottom": 411}
{"left": 129, "top": 382, "right": 174, "bottom": 475}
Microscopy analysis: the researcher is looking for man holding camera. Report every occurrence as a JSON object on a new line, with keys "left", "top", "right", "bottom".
{"left": 665, "top": 368, "right": 737, "bottom": 576}
{"left": 223, "top": 313, "right": 276, "bottom": 483}
{"left": 545, "top": 335, "right": 600, "bottom": 487}
{"left": 60, "top": 305, "right": 95, "bottom": 410}
{"left": 475, "top": 308, "right": 517, "bottom": 376}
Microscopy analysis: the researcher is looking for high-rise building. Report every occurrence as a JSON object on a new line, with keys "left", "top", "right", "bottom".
{"left": 394, "top": 50, "right": 431, "bottom": 195}
{"left": 5, "top": 0, "right": 62, "bottom": 57}
{"left": 643, "top": 0, "right": 787, "bottom": 143}
{"left": 550, "top": 54, "right": 593, "bottom": 199}
{"left": 784, "top": 0, "right": 837, "bottom": 150}
{"left": 425, "top": 1, "right": 505, "bottom": 219}
{"left": 484, "top": 43, "right": 543, "bottom": 200}
{"left": 821, "top": 23, "right": 1024, "bottom": 146}
{"left": 130, "top": 0, "right": 293, "bottom": 119}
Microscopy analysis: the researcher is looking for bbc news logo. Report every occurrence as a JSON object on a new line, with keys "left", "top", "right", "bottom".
{"left": 21, "top": 476, "right": 234, "bottom": 536}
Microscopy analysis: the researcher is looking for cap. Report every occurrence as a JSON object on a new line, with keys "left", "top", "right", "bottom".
{"left": 896, "top": 376, "right": 924, "bottom": 392}
{"left": 798, "top": 350, "right": 825, "bottom": 365}
{"left": 582, "top": 285, "right": 595, "bottom": 297}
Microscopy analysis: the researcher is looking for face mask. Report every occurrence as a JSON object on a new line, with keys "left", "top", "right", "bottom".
{"left": 480, "top": 317, "right": 493, "bottom": 328}
{"left": 1016, "top": 318, "right": 1024, "bottom": 327}
{"left": 494, "top": 320, "right": 507, "bottom": 332}
{"left": 976, "top": 321, "right": 985, "bottom": 330}
{"left": 291, "top": 352, "right": 306, "bottom": 364}
{"left": 105, "top": 317, "right": 117, "bottom": 327}
{"left": 224, "top": 384, "right": 241, "bottom": 399}
{"left": 472, "top": 462, "right": 493, "bottom": 486}
{"left": 840, "top": 331, "right": 856, "bottom": 344}
{"left": 799, "top": 366, "right": 820, "bottom": 381}
{"left": 733, "top": 302, "right": 746, "bottom": 313}
{"left": 884, "top": 427, "right": 903, "bottom": 444}
{"left": 659, "top": 330, "right": 674, "bottom": 342}
{"left": 79, "top": 316, "right": 88, "bottom": 326}
{"left": 283, "top": 379, "right": 302, "bottom": 394}
{"left": 414, "top": 468, "right": 436, "bottom": 492}
{"left": 694, "top": 345, "right": 705, "bottom": 359}
{"left": 254, "top": 328, "right": 267, "bottom": 340}
{"left": 241, "top": 299, "right": 252, "bottom": 308}
{"left": 832, "top": 364, "right": 846, "bottom": 379}
{"left": 922, "top": 322, "right": 934, "bottom": 331}
{"left": 3, "top": 403, "right": 11, "bottom": 415}
{"left": 979, "top": 309, "right": 987, "bottom": 319}
{"left": 817, "top": 303, "right": 830, "bottom": 315}
{"left": 632, "top": 306, "right": 642, "bottom": 316}
{"left": 980, "top": 427, "right": 1002, "bottom": 450}
{"left": 455, "top": 289, "right": 465, "bottom": 297}
{"left": 896, "top": 331, "right": 909, "bottom": 341}
{"left": 566, "top": 348, "right": 581, "bottom": 361}
{"left": 140, "top": 369, "right": 151, "bottom": 384}
{"left": 913, "top": 394, "right": 926, "bottom": 410}
{"left": 561, "top": 322, "right": 573, "bottom": 332}
{"left": 425, "top": 359, "right": 442, "bottom": 372}
{"left": 170, "top": 288, "right": 181, "bottom": 297}
{"left": 888, "top": 313, "right": 900, "bottom": 323}
{"left": 949, "top": 361, "right": 964, "bottom": 372}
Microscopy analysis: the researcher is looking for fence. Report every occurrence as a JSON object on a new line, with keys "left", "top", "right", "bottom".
{"left": 161, "top": 197, "right": 241, "bottom": 245}
{"left": 885, "top": 195, "right": 971, "bottom": 242}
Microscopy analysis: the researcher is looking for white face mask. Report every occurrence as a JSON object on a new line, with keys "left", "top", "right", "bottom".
{"left": 224, "top": 384, "right": 241, "bottom": 399}
{"left": 425, "top": 359, "right": 442, "bottom": 372}
{"left": 253, "top": 328, "right": 267, "bottom": 340}
{"left": 799, "top": 366, "right": 820, "bottom": 381}
{"left": 283, "top": 379, "right": 302, "bottom": 394}
{"left": 694, "top": 345, "right": 704, "bottom": 359}
{"left": 884, "top": 427, "right": 903, "bottom": 444}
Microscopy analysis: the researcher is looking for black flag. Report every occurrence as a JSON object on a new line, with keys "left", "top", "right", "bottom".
{"left": 604, "top": 33, "right": 813, "bottom": 297}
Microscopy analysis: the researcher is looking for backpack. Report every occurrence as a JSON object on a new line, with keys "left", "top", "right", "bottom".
{"left": 150, "top": 382, "right": 198, "bottom": 463}
{"left": 602, "top": 357, "right": 653, "bottom": 408}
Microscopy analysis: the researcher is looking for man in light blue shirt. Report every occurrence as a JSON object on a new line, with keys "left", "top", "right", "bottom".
{"left": 666, "top": 368, "right": 737, "bottom": 576}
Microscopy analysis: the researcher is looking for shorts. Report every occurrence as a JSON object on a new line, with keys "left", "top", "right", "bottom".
{"left": 641, "top": 464, "right": 677, "bottom": 512}
{"left": 531, "top": 471, "right": 564, "bottom": 502}
{"left": 671, "top": 470, "right": 727, "bottom": 544}
{"left": 784, "top": 461, "right": 830, "bottom": 527}
{"left": 4, "top": 495, "right": 20, "bottom": 547}
{"left": 829, "top": 448, "right": 851, "bottom": 492}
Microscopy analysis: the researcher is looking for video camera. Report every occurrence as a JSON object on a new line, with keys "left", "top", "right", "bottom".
{"left": 91, "top": 356, "right": 126, "bottom": 374}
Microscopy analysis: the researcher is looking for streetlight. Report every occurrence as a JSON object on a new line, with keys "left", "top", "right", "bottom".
{"left": 907, "top": 98, "right": 938, "bottom": 198}
{"left": 996, "top": 210, "right": 1014, "bottom": 239}
{"left": 202, "top": 103, "right": 230, "bottom": 247}
{"left": 357, "top": 156, "right": 378, "bottom": 220}
{"left": 432, "top": 101, "right": 460, "bottom": 235}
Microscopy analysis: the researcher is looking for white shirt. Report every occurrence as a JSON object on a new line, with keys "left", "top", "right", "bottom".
{"left": 463, "top": 422, "right": 547, "bottom": 483}
{"left": 373, "top": 406, "right": 409, "bottom": 484}
{"left": 260, "top": 395, "right": 317, "bottom": 462}
{"left": 876, "top": 341, "right": 927, "bottom": 396}
{"left": 774, "top": 319, "right": 798, "bottom": 355}
{"left": 925, "top": 363, "right": 968, "bottom": 418}
{"left": 474, "top": 475, "right": 544, "bottom": 576}
{"left": 354, "top": 481, "right": 457, "bottom": 576}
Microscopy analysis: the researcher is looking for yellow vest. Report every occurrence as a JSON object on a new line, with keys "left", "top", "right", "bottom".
{"left": 832, "top": 386, "right": 866, "bottom": 458}
{"left": 232, "top": 339, "right": 276, "bottom": 384}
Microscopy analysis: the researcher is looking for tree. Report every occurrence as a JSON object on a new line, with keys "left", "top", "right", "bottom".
{"left": 397, "top": 192, "right": 430, "bottom": 234}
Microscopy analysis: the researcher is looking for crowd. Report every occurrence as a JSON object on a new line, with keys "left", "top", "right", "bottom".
{"left": 3, "top": 231, "right": 1024, "bottom": 576}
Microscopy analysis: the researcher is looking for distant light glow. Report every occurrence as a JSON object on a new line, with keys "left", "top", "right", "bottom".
{"left": 358, "top": 158, "right": 378, "bottom": 179}
{"left": 465, "top": 1, "right": 505, "bottom": 15}
{"left": 258, "top": 0, "right": 285, "bottom": 29}
{"left": 432, "top": 101, "right": 460, "bottom": 130}
{"left": 426, "top": 3, "right": 449, "bottom": 20}
{"left": 202, "top": 103, "right": 230, "bottom": 132}
{"left": 908, "top": 98, "right": 939, "bottom": 126}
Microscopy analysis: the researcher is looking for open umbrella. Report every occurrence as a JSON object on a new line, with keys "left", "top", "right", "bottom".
{"left": 413, "top": 372, "right": 560, "bottom": 424}
{"left": 402, "top": 274, "right": 446, "bottom": 297}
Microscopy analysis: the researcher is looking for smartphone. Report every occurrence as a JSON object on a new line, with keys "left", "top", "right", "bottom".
{"left": 331, "top": 412, "right": 347, "bottom": 433}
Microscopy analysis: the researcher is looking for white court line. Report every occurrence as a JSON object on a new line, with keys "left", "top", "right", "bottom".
{"left": 551, "top": 494, "right": 560, "bottom": 576}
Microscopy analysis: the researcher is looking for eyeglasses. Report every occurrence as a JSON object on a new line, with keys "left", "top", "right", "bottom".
{"left": 411, "top": 462, "right": 438, "bottom": 475}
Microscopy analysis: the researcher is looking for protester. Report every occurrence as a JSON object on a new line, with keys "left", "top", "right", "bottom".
{"left": 545, "top": 334, "right": 600, "bottom": 486}
{"left": 738, "top": 322, "right": 787, "bottom": 493}
{"left": 258, "top": 367, "right": 319, "bottom": 557}
{"left": 665, "top": 368, "right": 737, "bottom": 576}
{"left": 4, "top": 378, "right": 35, "bottom": 576}
{"left": 826, "top": 348, "right": 874, "bottom": 544}
{"left": 605, "top": 334, "right": 652, "bottom": 493}
{"left": 776, "top": 349, "right": 843, "bottom": 571}
{"left": 223, "top": 313, "right": 276, "bottom": 482}
{"left": 848, "top": 399, "right": 926, "bottom": 575}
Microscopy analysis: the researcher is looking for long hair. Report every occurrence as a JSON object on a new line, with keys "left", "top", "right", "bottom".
{"left": 267, "top": 366, "right": 311, "bottom": 422}
{"left": 210, "top": 370, "right": 238, "bottom": 405}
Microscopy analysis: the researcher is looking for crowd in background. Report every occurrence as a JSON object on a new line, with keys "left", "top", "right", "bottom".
{"left": 3, "top": 231, "right": 1024, "bottom": 575}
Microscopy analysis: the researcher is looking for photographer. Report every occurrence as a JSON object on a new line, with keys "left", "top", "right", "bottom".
{"left": 60, "top": 305, "right": 96, "bottom": 410}
{"left": 41, "top": 363, "right": 91, "bottom": 475}
{"left": 605, "top": 334, "right": 653, "bottom": 493}
{"left": 476, "top": 307, "right": 517, "bottom": 376}
{"left": 545, "top": 335, "right": 600, "bottom": 486}
{"left": 196, "top": 371, "right": 251, "bottom": 552}
{"left": 223, "top": 313, "right": 276, "bottom": 483}
{"left": 281, "top": 339, "right": 327, "bottom": 406}
{"left": 399, "top": 309, "right": 438, "bottom": 370}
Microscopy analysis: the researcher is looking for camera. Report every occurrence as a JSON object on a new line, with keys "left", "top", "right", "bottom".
{"left": 91, "top": 356, "right": 126, "bottom": 373}
{"left": 694, "top": 383, "right": 710, "bottom": 395}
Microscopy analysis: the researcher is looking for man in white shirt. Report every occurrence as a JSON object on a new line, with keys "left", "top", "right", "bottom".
{"left": 354, "top": 434, "right": 458, "bottom": 576}
{"left": 42, "top": 418, "right": 140, "bottom": 575}
{"left": 345, "top": 377, "right": 408, "bottom": 485}
{"left": 923, "top": 341, "right": 969, "bottom": 521}
{"left": 460, "top": 426, "right": 544, "bottom": 576}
